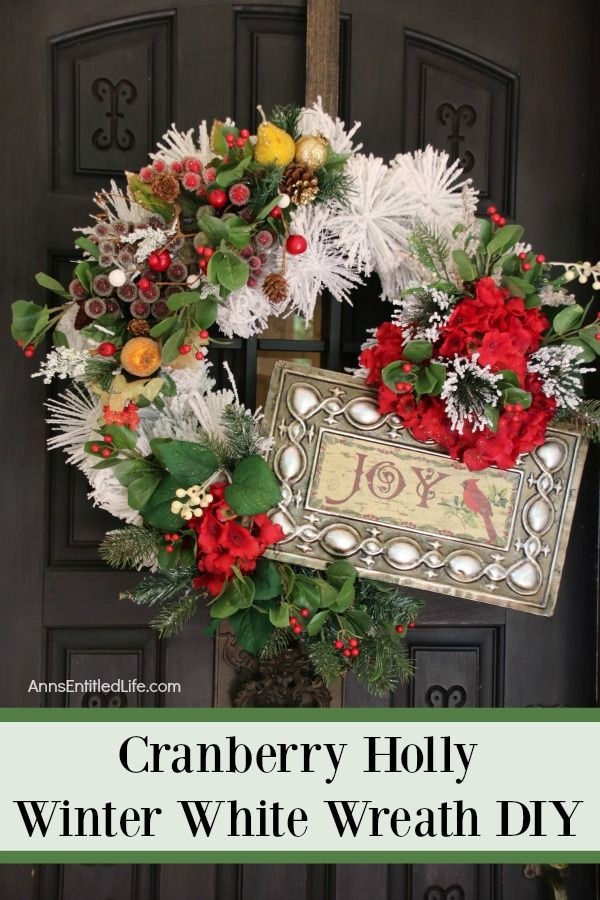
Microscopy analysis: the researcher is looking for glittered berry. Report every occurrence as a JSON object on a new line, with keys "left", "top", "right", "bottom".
{"left": 139, "top": 166, "right": 154, "bottom": 183}
{"left": 229, "top": 183, "right": 251, "bottom": 206}
{"left": 208, "top": 189, "right": 227, "bottom": 208}
{"left": 184, "top": 158, "right": 202, "bottom": 173}
{"left": 97, "top": 342, "right": 117, "bottom": 357}
{"left": 182, "top": 172, "right": 201, "bottom": 191}
{"left": 286, "top": 234, "right": 308, "bottom": 255}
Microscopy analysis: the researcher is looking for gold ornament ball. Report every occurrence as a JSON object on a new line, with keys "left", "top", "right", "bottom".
{"left": 120, "top": 337, "right": 162, "bottom": 378}
{"left": 294, "top": 134, "right": 329, "bottom": 170}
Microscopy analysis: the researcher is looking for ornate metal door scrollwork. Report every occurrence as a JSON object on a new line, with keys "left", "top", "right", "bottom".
{"left": 523, "top": 863, "right": 570, "bottom": 900}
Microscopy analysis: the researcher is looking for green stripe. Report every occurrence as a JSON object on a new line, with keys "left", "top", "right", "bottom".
{"left": 0, "top": 851, "right": 598, "bottom": 863}
{"left": 1, "top": 708, "right": 600, "bottom": 722}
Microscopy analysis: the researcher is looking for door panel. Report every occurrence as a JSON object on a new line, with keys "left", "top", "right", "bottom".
{"left": 0, "top": 0, "right": 597, "bottom": 897}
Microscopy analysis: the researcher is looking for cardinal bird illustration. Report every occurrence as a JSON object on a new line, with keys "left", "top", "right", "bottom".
{"left": 462, "top": 479, "right": 497, "bottom": 544}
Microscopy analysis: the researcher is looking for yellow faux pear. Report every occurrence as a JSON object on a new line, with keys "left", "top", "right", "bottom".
{"left": 253, "top": 105, "right": 296, "bottom": 167}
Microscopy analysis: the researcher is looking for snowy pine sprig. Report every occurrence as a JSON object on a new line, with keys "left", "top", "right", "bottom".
{"left": 528, "top": 345, "right": 594, "bottom": 410}
{"left": 393, "top": 286, "right": 455, "bottom": 343}
{"left": 440, "top": 354, "right": 502, "bottom": 434}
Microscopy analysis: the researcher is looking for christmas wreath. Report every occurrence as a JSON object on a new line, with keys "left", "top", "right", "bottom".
{"left": 11, "top": 101, "right": 598, "bottom": 696}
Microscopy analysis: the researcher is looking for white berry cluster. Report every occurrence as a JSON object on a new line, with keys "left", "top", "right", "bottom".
{"left": 171, "top": 485, "right": 214, "bottom": 521}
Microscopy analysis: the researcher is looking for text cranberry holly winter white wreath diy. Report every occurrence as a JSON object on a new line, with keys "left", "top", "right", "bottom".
{"left": 11, "top": 101, "right": 599, "bottom": 696}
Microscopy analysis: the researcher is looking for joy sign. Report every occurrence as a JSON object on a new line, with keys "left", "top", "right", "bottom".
{"left": 262, "top": 362, "right": 587, "bottom": 616}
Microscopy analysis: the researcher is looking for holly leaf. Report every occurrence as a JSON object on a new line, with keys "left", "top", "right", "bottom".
{"left": 403, "top": 340, "right": 433, "bottom": 364}
{"left": 225, "top": 455, "right": 282, "bottom": 515}
{"left": 268, "top": 602, "right": 290, "bottom": 628}
{"left": 150, "top": 438, "right": 218, "bottom": 485}
{"left": 253, "top": 558, "right": 282, "bottom": 601}
{"left": 307, "top": 609, "right": 330, "bottom": 636}
{"left": 139, "top": 474, "right": 182, "bottom": 531}
{"left": 113, "top": 458, "right": 152, "bottom": 487}
{"left": 229, "top": 606, "right": 274, "bottom": 655}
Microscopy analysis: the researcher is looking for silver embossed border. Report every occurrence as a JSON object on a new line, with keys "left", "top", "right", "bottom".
{"left": 262, "top": 362, "right": 589, "bottom": 616}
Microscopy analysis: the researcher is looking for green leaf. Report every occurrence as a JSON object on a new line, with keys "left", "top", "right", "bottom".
{"left": 197, "top": 215, "right": 229, "bottom": 244}
{"left": 74, "top": 261, "right": 93, "bottom": 293}
{"left": 226, "top": 221, "right": 253, "bottom": 250}
{"left": 307, "top": 609, "right": 330, "bottom": 636}
{"left": 326, "top": 560, "right": 358, "bottom": 588}
{"left": 381, "top": 361, "right": 412, "bottom": 393}
{"left": 330, "top": 579, "right": 355, "bottom": 613}
{"left": 215, "top": 156, "right": 253, "bottom": 189}
{"left": 167, "top": 291, "right": 200, "bottom": 311}
{"left": 160, "top": 372, "right": 177, "bottom": 396}
{"left": 139, "top": 474, "right": 182, "bottom": 532}
{"left": 215, "top": 252, "right": 249, "bottom": 292}
{"left": 253, "top": 558, "right": 282, "bottom": 601}
{"left": 157, "top": 539, "right": 194, "bottom": 571}
{"left": 503, "top": 275, "right": 536, "bottom": 297}
{"left": 211, "top": 571, "right": 256, "bottom": 618}
{"left": 150, "top": 438, "right": 219, "bottom": 485}
{"left": 553, "top": 304, "right": 585, "bottom": 335}
{"left": 74, "top": 236, "right": 101, "bottom": 259}
{"left": 127, "top": 174, "right": 175, "bottom": 224}
{"left": 562, "top": 337, "right": 597, "bottom": 362}
{"left": 314, "top": 579, "right": 339, "bottom": 609}
{"left": 113, "top": 458, "right": 151, "bottom": 487}
{"left": 255, "top": 196, "right": 281, "bottom": 221}
{"left": 578, "top": 327, "right": 600, "bottom": 355}
{"left": 11, "top": 300, "right": 49, "bottom": 343}
{"left": 210, "top": 122, "right": 238, "bottom": 157}
{"left": 415, "top": 363, "right": 446, "bottom": 398}
{"left": 502, "top": 386, "right": 532, "bottom": 409}
{"left": 344, "top": 608, "right": 374, "bottom": 636}
{"left": 498, "top": 369, "right": 520, "bottom": 387}
{"left": 452, "top": 249, "right": 477, "bottom": 282}
{"left": 269, "top": 603, "right": 290, "bottom": 628}
{"left": 150, "top": 316, "right": 177, "bottom": 339}
{"left": 487, "top": 224, "right": 524, "bottom": 257}
{"left": 191, "top": 296, "right": 218, "bottom": 329}
{"left": 161, "top": 327, "right": 186, "bottom": 364}
{"left": 292, "top": 575, "right": 322, "bottom": 613}
{"left": 427, "top": 362, "right": 446, "bottom": 396}
{"left": 127, "top": 471, "right": 162, "bottom": 510}
{"left": 478, "top": 217, "right": 492, "bottom": 247}
{"left": 484, "top": 404, "right": 500, "bottom": 432}
{"left": 229, "top": 607, "right": 274, "bottom": 655}
{"left": 225, "top": 455, "right": 282, "bottom": 516}
{"left": 524, "top": 294, "right": 541, "bottom": 309}
{"left": 104, "top": 425, "right": 137, "bottom": 451}
{"left": 53, "top": 330, "right": 69, "bottom": 348}
{"left": 403, "top": 340, "right": 433, "bottom": 364}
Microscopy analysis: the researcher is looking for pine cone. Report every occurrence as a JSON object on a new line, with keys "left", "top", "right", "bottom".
{"left": 151, "top": 172, "right": 180, "bottom": 203}
{"left": 263, "top": 272, "right": 289, "bottom": 304}
{"left": 128, "top": 319, "right": 151, "bottom": 336}
{"left": 280, "top": 163, "right": 319, "bottom": 205}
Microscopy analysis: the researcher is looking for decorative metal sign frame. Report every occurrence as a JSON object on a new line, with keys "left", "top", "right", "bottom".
{"left": 262, "top": 362, "right": 588, "bottom": 616}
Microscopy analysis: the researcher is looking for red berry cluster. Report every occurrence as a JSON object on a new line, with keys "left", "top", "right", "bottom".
{"left": 90, "top": 433, "right": 115, "bottom": 459}
{"left": 148, "top": 251, "right": 171, "bottom": 272}
{"left": 488, "top": 206, "right": 546, "bottom": 271}
{"left": 196, "top": 244, "right": 215, "bottom": 275}
{"left": 332, "top": 636, "right": 361, "bottom": 658}
{"left": 395, "top": 622, "right": 417, "bottom": 634}
{"left": 289, "top": 608, "right": 310, "bottom": 635}
{"left": 178, "top": 328, "right": 210, "bottom": 360}
{"left": 486, "top": 205, "right": 507, "bottom": 228}
{"left": 225, "top": 127, "right": 251, "bottom": 151}
{"left": 16, "top": 340, "right": 36, "bottom": 359}
{"left": 163, "top": 532, "right": 181, "bottom": 554}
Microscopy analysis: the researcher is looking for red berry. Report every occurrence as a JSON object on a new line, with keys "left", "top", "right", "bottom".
{"left": 491, "top": 213, "right": 501, "bottom": 224}
{"left": 199, "top": 259, "right": 208, "bottom": 271}
{"left": 101, "top": 447, "right": 112, "bottom": 458}
{"left": 401, "top": 362, "right": 412, "bottom": 373}
{"left": 179, "top": 344, "right": 191, "bottom": 355}
{"left": 289, "top": 616, "right": 298, "bottom": 626}
{"left": 487, "top": 205, "right": 497, "bottom": 215}
{"left": 226, "top": 134, "right": 235, "bottom": 145}
{"left": 292, "top": 624, "right": 303, "bottom": 635}
{"left": 16, "top": 339, "right": 23, "bottom": 348}
{"left": 395, "top": 624, "right": 404, "bottom": 634}
{"left": 24, "top": 348, "right": 35, "bottom": 358}
{"left": 148, "top": 253, "right": 161, "bottom": 270}
{"left": 333, "top": 640, "right": 344, "bottom": 650}
{"left": 171, "top": 534, "right": 180, "bottom": 542}
{"left": 97, "top": 342, "right": 117, "bottom": 357}
{"left": 522, "top": 262, "right": 532, "bottom": 271}
{"left": 156, "top": 251, "right": 171, "bottom": 272}
{"left": 199, "top": 329, "right": 209, "bottom": 339}
{"left": 408, "top": 622, "right": 416, "bottom": 629}
{"left": 104, "top": 435, "right": 113, "bottom": 443}
{"left": 195, "top": 245, "right": 206, "bottom": 256}
{"left": 518, "top": 252, "right": 527, "bottom": 261}
{"left": 595, "top": 333, "right": 600, "bottom": 340}
{"left": 536, "top": 254, "right": 546, "bottom": 264}
{"left": 240, "top": 129, "right": 250, "bottom": 139}
{"left": 208, "top": 189, "right": 227, "bottom": 208}
{"left": 153, "top": 160, "right": 166, "bottom": 174}
{"left": 235, "top": 137, "right": 245, "bottom": 148}
{"left": 498, "top": 216, "right": 507, "bottom": 226}
{"left": 271, "top": 206, "right": 282, "bottom": 218}
{"left": 164, "top": 534, "right": 172, "bottom": 542}
{"left": 165, "top": 545, "right": 174, "bottom": 553}
{"left": 90, "top": 444, "right": 100, "bottom": 453}
{"left": 343, "top": 648, "right": 352, "bottom": 658}
{"left": 349, "top": 637, "right": 359, "bottom": 648}
{"left": 300, "top": 607, "right": 310, "bottom": 618}
{"left": 195, "top": 351, "right": 205, "bottom": 361}
{"left": 286, "top": 234, "right": 308, "bottom": 255}
{"left": 203, "top": 247, "right": 214, "bottom": 259}
{"left": 351, "top": 648, "right": 360, "bottom": 657}
{"left": 138, "top": 277, "right": 151, "bottom": 291}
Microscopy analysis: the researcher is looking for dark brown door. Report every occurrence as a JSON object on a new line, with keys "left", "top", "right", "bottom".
{"left": 1, "top": 1, "right": 597, "bottom": 898}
